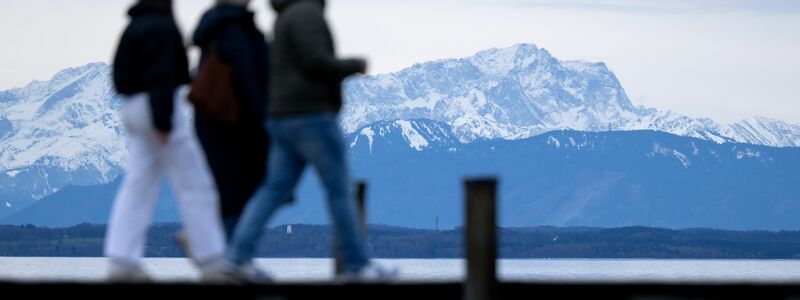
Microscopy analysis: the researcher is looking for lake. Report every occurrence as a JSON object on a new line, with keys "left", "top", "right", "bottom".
{"left": 3, "top": 258, "right": 800, "bottom": 283}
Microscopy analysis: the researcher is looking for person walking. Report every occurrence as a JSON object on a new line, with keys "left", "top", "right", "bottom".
{"left": 104, "top": 0, "right": 228, "bottom": 282}
{"left": 192, "top": 0, "right": 270, "bottom": 239}
{"left": 224, "top": 0, "right": 395, "bottom": 282}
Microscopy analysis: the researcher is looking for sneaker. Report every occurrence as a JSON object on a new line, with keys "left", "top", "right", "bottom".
{"left": 336, "top": 263, "right": 399, "bottom": 283}
{"left": 239, "top": 263, "right": 274, "bottom": 284}
{"left": 197, "top": 257, "right": 235, "bottom": 284}
{"left": 174, "top": 230, "right": 196, "bottom": 265}
{"left": 218, "top": 262, "right": 274, "bottom": 284}
{"left": 108, "top": 261, "right": 151, "bottom": 284}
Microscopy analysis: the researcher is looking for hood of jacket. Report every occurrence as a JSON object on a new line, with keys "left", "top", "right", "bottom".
{"left": 193, "top": 4, "right": 255, "bottom": 48}
{"left": 128, "top": 0, "right": 173, "bottom": 18}
{"left": 270, "top": 0, "right": 325, "bottom": 14}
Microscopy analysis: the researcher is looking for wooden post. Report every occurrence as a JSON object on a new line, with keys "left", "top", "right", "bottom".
{"left": 335, "top": 181, "right": 368, "bottom": 275}
{"left": 464, "top": 178, "right": 498, "bottom": 300}
{"left": 356, "top": 182, "right": 367, "bottom": 233}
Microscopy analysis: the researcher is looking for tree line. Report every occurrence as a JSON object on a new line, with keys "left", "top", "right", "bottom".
{"left": 2, "top": 223, "right": 800, "bottom": 259}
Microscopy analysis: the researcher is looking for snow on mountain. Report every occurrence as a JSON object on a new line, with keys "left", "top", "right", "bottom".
{"left": 341, "top": 43, "right": 652, "bottom": 142}
{"left": 0, "top": 62, "right": 125, "bottom": 215}
{"left": 348, "top": 119, "right": 460, "bottom": 153}
{"left": 724, "top": 116, "right": 800, "bottom": 147}
{"left": 621, "top": 110, "right": 732, "bottom": 144}
{"left": 343, "top": 129, "right": 800, "bottom": 229}
{"left": 1, "top": 43, "right": 798, "bottom": 218}
{"left": 9, "top": 129, "right": 800, "bottom": 229}
{"left": 342, "top": 43, "right": 800, "bottom": 147}
{"left": 0, "top": 62, "right": 123, "bottom": 172}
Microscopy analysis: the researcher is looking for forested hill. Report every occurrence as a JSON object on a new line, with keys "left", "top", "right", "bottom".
{"left": 2, "top": 223, "right": 800, "bottom": 259}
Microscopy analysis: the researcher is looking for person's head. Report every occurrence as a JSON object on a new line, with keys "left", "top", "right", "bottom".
{"left": 217, "top": 0, "right": 251, "bottom": 6}
{"left": 131, "top": 0, "right": 173, "bottom": 16}
{"left": 139, "top": 0, "right": 173, "bottom": 9}
{"left": 271, "top": 0, "right": 323, "bottom": 13}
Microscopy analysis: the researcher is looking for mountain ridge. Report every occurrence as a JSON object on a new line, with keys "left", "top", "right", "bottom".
{"left": 0, "top": 43, "right": 798, "bottom": 219}
{"left": 343, "top": 43, "right": 800, "bottom": 147}
{"left": 6, "top": 129, "right": 799, "bottom": 230}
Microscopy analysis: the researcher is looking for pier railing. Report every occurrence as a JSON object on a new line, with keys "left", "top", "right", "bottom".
{"left": 334, "top": 178, "right": 501, "bottom": 300}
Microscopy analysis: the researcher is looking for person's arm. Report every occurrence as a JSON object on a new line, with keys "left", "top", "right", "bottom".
{"left": 288, "top": 6, "right": 364, "bottom": 82}
{"left": 148, "top": 78, "right": 176, "bottom": 135}
{"left": 143, "top": 25, "right": 185, "bottom": 135}
{"left": 112, "top": 29, "right": 136, "bottom": 95}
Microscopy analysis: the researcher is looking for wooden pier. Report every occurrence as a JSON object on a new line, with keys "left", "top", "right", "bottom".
{"left": 3, "top": 280, "right": 800, "bottom": 300}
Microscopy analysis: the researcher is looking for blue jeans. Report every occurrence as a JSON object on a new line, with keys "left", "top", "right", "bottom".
{"left": 226, "top": 113, "right": 369, "bottom": 272}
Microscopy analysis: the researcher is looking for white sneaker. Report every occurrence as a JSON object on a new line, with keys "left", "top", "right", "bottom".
{"left": 108, "top": 261, "right": 151, "bottom": 283}
{"left": 337, "top": 263, "right": 399, "bottom": 283}
{"left": 197, "top": 257, "right": 236, "bottom": 284}
{"left": 174, "top": 230, "right": 196, "bottom": 265}
{"left": 220, "top": 262, "right": 274, "bottom": 284}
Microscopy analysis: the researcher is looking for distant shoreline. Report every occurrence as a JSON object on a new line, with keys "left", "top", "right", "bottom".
{"left": 2, "top": 223, "right": 800, "bottom": 259}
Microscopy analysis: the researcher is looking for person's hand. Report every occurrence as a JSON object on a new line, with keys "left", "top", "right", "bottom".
{"left": 157, "top": 132, "right": 170, "bottom": 145}
{"left": 356, "top": 58, "right": 369, "bottom": 75}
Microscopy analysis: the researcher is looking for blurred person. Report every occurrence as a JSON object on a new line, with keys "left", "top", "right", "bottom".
{"left": 223, "top": 0, "right": 396, "bottom": 282}
{"left": 192, "top": 0, "right": 270, "bottom": 239}
{"left": 104, "top": 0, "right": 228, "bottom": 282}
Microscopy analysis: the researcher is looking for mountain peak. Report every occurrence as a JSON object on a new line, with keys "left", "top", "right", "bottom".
{"left": 725, "top": 116, "right": 800, "bottom": 147}
{"left": 5, "top": 62, "right": 110, "bottom": 103}
{"left": 467, "top": 43, "right": 552, "bottom": 76}
{"left": 343, "top": 43, "right": 636, "bottom": 141}
{"left": 472, "top": 43, "right": 542, "bottom": 58}
{"left": 33, "top": 62, "right": 107, "bottom": 88}
{"left": 749, "top": 115, "right": 785, "bottom": 124}
{"left": 0, "top": 60, "right": 123, "bottom": 209}
{"left": 343, "top": 44, "right": 800, "bottom": 148}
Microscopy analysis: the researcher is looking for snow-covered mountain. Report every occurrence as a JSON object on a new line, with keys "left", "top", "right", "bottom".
{"left": 0, "top": 63, "right": 125, "bottom": 217}
{"left": 1, "top": 43, "right": 799, "bottom": 219}
{"left": 350, "top": 129, "right": 800, "bottom": 229}
{"left": 343, "top": 43, "right": 800, "bottom": 147}
{"left": 13, "top": 129, "right": 800, "bottom": 229}
{"left": 348, "top": 119, "right": 460, "bottom": 153}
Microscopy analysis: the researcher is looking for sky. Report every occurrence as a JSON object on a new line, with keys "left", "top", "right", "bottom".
{"left": 0, "top": 0, "right": 798, "bottom": 124}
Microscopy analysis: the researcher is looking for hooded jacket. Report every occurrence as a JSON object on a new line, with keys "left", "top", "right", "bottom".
{"left": 191, "top": 4, "right": 270, "bottom": 220}
{"left": 193, "top": 4, "right": 270, "bottom": 125}
{"left": 113, "top": 0, "right": 189, "bottom": 133}
{"left": 269, "top": 0, "right": 363, "bottom": 115}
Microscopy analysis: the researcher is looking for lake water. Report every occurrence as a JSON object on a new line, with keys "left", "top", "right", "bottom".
{"left": 3, "top": 258, "right": 800, "bottom": 283}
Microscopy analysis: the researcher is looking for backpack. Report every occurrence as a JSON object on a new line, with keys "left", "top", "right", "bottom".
{"left": 188, "top": 45, "right": 239, "bottom": 125}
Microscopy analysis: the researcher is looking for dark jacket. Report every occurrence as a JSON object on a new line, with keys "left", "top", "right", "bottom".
{"left": 193, "top": 4, "right": 270, "bottom": 125}
{"left": 192, "top": 4, "right": 270, "bottom": 225}
{"left": 269, "top": 0, "right": 363, "bottom": 115}
{"left": 113, "top": 1, "right": 189, "bottom": 133}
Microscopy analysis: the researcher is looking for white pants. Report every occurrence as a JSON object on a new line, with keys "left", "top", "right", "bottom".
{"left": 104, "top": 91, "right": 225, "bottom": 265}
